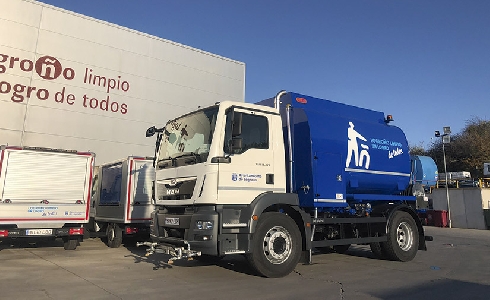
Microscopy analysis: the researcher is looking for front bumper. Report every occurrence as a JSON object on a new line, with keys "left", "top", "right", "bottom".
{"left": 149, "top": 206, "right": 219, "bottom": 256}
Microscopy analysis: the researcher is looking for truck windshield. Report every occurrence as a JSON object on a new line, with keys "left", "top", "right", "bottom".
{"left": 156, "top": 107, "right": 219, "bottom": 168}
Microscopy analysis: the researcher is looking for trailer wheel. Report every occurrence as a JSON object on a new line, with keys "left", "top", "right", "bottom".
{"left": 383, "top": 211, "right": 419, "bottom": 261}
{"left": 246, "top": 212, "right": 301, "bottom": 278}
{"left": 107, "top": 223, "right": 123, "bottom": 248}
{"left": 63, "top": 238, "right": 78, "bottom": 250}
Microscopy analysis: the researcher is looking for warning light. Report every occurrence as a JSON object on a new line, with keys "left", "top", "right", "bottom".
{"left": 295, "top": 97, "right": 307, "bottom": 104}
{"left": 385, "top": 115, "right": 394, "bottom": 123}
{"left": 125, "top": 227, "right": 139, "bottom": 234}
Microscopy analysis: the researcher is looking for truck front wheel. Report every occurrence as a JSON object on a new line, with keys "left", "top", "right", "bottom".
{"left": 383, "top": 211, "right": 419, "bottom": 262}
{"left": 247, "top": 212, "right": 301, "bottom": 278}
{"left": 106, "top": 223, "right": 123, "bottom": 248}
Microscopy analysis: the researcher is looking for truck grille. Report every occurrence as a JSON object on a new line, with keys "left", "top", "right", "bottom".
{"left": 156, "top": 178, "right": 197, "bottom": 201}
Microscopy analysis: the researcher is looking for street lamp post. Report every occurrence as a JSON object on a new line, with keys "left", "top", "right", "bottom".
{"left": 435, "top": 127, "right": 451, "bottom": 228}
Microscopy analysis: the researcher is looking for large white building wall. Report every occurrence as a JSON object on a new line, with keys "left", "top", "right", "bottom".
{"left": 0, "top": 0, "right": 245, "bottom": 164}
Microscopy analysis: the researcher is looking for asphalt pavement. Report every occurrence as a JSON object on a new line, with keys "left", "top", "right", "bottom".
{"left": 0, "top": 226, "right": 489, "bottom": 300}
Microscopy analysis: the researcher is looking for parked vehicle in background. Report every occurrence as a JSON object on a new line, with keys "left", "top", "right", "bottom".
{"left": 141, "top": 91, "right": 431, "bottom": 277}
{"left": 410, "top": 155, "right": 438, "bottom": 210}
{"left": 438, "top": 171, "right": 479, "bottom": 188}
{"left": 88, "top": 157, "right": 154, "bottom": 247}
{"left": 0, "top": 145, "right": 94, "bottom": 250}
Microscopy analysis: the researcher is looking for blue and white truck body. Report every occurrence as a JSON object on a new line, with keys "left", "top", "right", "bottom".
{"left": 141, "top": 91, "right": 431, "bottom": 277}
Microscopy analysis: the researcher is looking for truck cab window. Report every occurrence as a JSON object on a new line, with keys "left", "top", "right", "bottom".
{"left": 224, "top": 111, "right": 269, "bottom": 154}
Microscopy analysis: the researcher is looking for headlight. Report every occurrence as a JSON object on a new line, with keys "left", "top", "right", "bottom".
{"left": 196, "top": 220, "right": 214, "bottom": 230}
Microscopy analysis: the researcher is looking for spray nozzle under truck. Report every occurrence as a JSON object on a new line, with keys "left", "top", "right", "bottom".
{"left": 139, "top": 91, "right": 432, "bottom": 278}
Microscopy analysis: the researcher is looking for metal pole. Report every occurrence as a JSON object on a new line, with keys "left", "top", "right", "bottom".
{"left": 442, "top": 142, "right": 451, "bottom": 228}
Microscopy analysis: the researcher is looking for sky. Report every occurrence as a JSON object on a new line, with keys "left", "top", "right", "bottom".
{"left": 38, "top": 0, "right": 490, "bottom": 149}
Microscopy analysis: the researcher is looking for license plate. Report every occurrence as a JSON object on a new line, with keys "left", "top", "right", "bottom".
{"left": 165, "top": 217, "right": 180, "bottom": 226}
{"left": 26, "top": 229, "right": 53, "bottom": 236}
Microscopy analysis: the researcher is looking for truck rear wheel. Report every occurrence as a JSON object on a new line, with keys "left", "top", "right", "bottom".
{"left": 107, "top": 223, "right": 122, "bottom": 248}
{"left": 383, "top": 211, "right": 419, "bottom": 261}
{"left": 63, "top": 238, "right": 78, "bottom": 250}
{"left": 370, "top": 242, "right": 387, "bottom": 259}
{"left": 246, "top": 212, "right": 301, "bottom": 278}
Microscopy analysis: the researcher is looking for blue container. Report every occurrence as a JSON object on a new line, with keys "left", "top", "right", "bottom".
{"left": 258, "top": 92, "right": 412, "bottom": 209}
{"left": 411, "top": 155, "right": 438, "bottom": 188}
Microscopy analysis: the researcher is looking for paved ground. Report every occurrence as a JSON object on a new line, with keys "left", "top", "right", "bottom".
{"left": 0, "top": 226, "right": 489, "bottom": 300}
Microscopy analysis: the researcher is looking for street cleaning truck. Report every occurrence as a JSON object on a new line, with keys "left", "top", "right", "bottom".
{"left": 89, "top": 156, "right": 154, "bottom": 247}
{"left": 141, "top": 91, "right": 431, "bottom": 277}
{"left": 0, "top": 145, "right": 94, "bottom": 249}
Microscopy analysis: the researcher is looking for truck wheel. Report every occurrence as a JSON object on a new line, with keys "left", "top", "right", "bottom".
{"left": 383, "top": 211, "right": 419, "bottom": 261}
{"left": 63, "top": 238, "right": 78, "bottom": 250}
{"left": 370, "top": 242, "right": 387, "bottom": 259}
{"left": 107, "top": 223, "right": 123, "bottom": 248}
{"left": 246, "top": 212, "right": 301, "bottom": 278}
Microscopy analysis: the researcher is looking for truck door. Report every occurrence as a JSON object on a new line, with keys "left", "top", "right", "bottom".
{"left": 217, "top": 108, "right": 277, "bottom": 205}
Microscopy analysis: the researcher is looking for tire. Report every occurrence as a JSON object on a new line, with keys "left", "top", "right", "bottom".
{"left": 106, "top": 223, "right": 123, "bottom": 248}
{"left": 382, "top": 211, "right": 419, "bottom": 262}
{"left": 246, "top": 212, "right": 302, "bottom": 278}
{"left": 333, "top": 244, "right": 350, "bottom": 254}
{"left": 63, "top": 238, "right": 78, "bottom": 250}
{"left": 83, "top": 228, "right": 91, "bottom": 240}
{"left": 370, "top": 242, "right": 387, "bottom": 259}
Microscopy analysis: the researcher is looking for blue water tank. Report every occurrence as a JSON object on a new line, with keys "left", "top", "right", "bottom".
{"left": 257, "top": 92, "right": 412, "bottom": 208}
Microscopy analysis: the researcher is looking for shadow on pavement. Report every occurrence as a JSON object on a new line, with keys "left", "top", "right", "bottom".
{"left": 0, "top": 237, "right": 64, "bottom": 250}
{"left": 373, "top": 278, "right": 490, "bottom": 300}
{"left": 123, "top": 242, "right": 259, "bottom": 276}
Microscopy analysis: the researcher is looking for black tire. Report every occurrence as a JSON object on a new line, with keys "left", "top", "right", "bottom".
{"left": 106, "top": 223, "right": 123, "bottom": 248}
{"left": 246, "top": 212, "right": 302, "bottom": 278}
{"left": 333, "top": 244, "right": 351, "bottom": 254}
{"left": 370, "top": 242, "right": 387, "bottom": 259}
{"left": 63, "top": 238, "right": 78, "bottom": 250}
{"left": 382, "top": 211, "right": 419, "bottom": 262}
{"left": 83, "top": 228, "right": 91, "bottom": 240}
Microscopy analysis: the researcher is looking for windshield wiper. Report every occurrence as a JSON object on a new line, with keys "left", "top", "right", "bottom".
{"left": 156, "top": 157, "right": 173, "bottom": 169}
{"left": 171, "top": 152, "right": 202, "bottom": 165}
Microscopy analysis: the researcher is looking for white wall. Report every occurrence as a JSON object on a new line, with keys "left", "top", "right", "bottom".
{"left": 0, "top": 0, "right": 245, "bottom": 164}
{"left": 431, "top": 188, "right": 487, "bottom": 230}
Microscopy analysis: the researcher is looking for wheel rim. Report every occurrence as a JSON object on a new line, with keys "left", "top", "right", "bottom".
{"left": 262, "top": 225, "right": 292, "bottom": 264}
{"left": 108, "top": 226, "right": 114, "bottom": 242}
{"left": 396, "top": 221, "right": 413, "bottom": 251}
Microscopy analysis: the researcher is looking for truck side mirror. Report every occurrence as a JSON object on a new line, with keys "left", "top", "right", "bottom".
{"left": 146, "top": 126, "right": 156, "bottom": 137}
{"left": 232, "top": 112, "right": 242, "bottom": 137}
{"left": 231, "top": 137, "right": 242, "bottom": 153}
